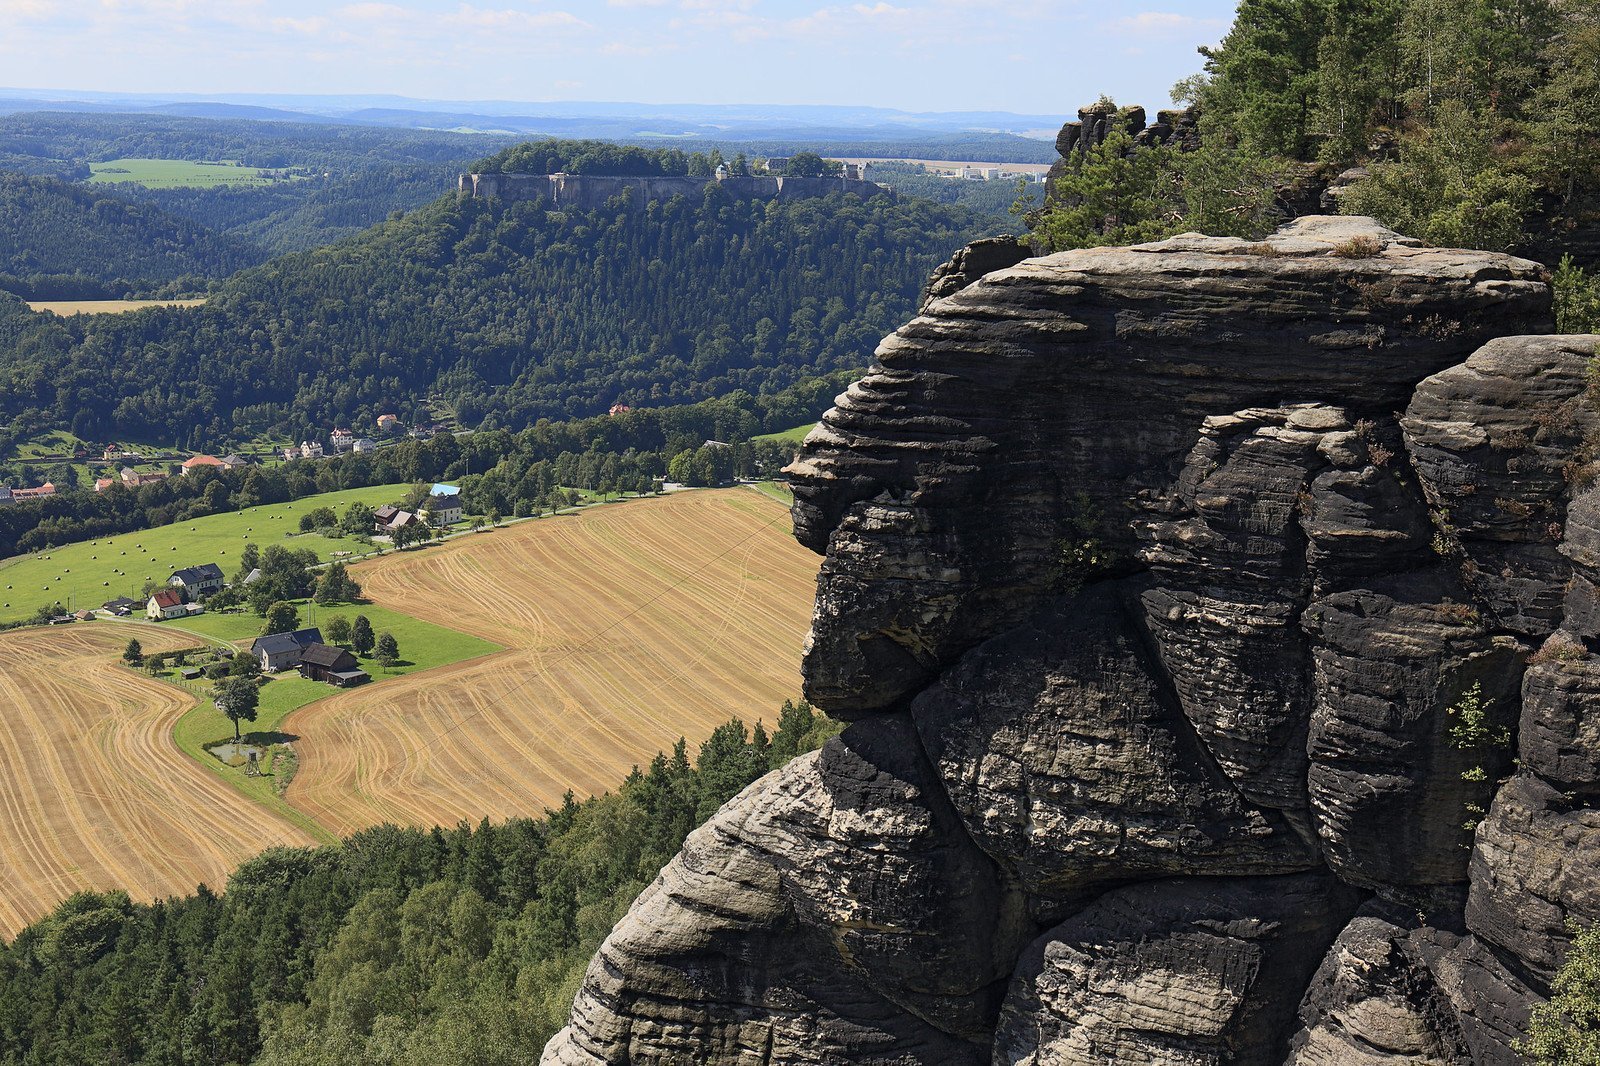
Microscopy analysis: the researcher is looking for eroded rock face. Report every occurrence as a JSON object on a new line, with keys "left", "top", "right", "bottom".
{"left": 789, "top": 217, "right": 1549, "bottom": 715}
{"left": 912, "top": 584, "right": 1317, "bottom": 915}
{"left": 542, "top": 716, "right": 1028, "bottom": 1066}
{"left": 994, "top": 874, "right": 1361, "bottom": 1066}
{"left": 542, "top": 222, "right": 1596, "bottom": 1066}
{"left": 1285, "top": 902, "right": 1473, "bottom": 1066}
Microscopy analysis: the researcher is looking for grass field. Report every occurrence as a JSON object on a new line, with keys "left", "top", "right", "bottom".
{"left": 0, "top": 484, "right": 415, "bottom": 625}
{"left": 0, "top": 625, "right": 315, "bottom": 939}
{"left": 753, "top": 422, "right": 817, "bottom": 445}
{"left": 87, "top": 158, "right": 291, "bottom": 188}
{"left": 28, "top": 299, "right": 207, "bottom": 316}
{"left": 284, "top": 487, "right": 819, "bottom": 835}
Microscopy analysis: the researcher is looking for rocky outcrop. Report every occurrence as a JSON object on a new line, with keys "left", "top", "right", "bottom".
{"left": 996, "top": 874, "right": 1361, "bottom": 1066}
{"left": 542, "top": 222, "right": 1600, "bottom": 1065}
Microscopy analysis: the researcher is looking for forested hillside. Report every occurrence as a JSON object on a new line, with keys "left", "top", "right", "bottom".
{"left": 0, "top": 113, "right": 514, "bottom": 254}
{"left": 0, "top": 172, "right": 264, "bottom": 299}
{"left": 0, "top": 703, "right": 840, "bottom": 1066}
{"left": 0, "top": 168, "right": 990, "bottom": 444}
{"left": 1031, "top": 0, "right": 1600, "bottom": 295}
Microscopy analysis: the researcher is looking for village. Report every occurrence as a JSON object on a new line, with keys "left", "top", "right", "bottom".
{"left": 39, "top": 480, "right": 466, "bottom": 697}
{"left": 0, "top": 412, "right": 442, "bottom": 505}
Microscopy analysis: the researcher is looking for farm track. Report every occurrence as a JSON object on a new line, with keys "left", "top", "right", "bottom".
{"left": 0, "top": 627, "right": 314, "bottom": 939}
{"left": 286, "top": 489, "right": 819, "bottom": 836}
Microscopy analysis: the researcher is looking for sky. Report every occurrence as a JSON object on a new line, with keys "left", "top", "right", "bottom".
{"left": 0, "top": 0, "right": 1238, "bottom": 116}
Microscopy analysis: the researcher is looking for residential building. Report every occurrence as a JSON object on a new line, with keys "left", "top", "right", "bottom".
{"left": 609, "top": 404, "right": 632, "bottom": 416}
{"left": 101, "top": 596, "right": 142, "bottom": 616}
{"left": 219, "top": 454, "right": 251, "bottom": 470}
{"left": 282, "top": 445, "right": 303, "bottom": 461}
{"left": 0, "top": 487, "right": 11, "bottom": 507}
{"left": 298, "top": 644, "right": 369, "bottom": 686}
{"left": 11, "top": 483, "right": 56, "bottom": 500}
{"left": 181, "top": 455, "right": 224, "bottom": 475}
{"left": 94, "top": 477, "right": 115, "bottom": 492}
{"left": 300, "top": 440, "right": 325, "bottom": 459}
{"left": 147, "top": 589, "right": 186, "bottom": 620}
{"left": 120, "top": 468, "right": 167, "bottom": 487}
{"left": 331, "top": 429, "right": 355, "bottom": 452}
{"left": 423, "top": 484, "right": 462, "bottom": 526}
{"left": 377, "top": 413, "right": 400, "bottom": 431}
{"left": 168, "top": 563, "right": 225, "bottom": 601}
{"left": 250, "top": 627, "right": 325, "bottom": 672}
{"left": 373, "top": 504, "right": 401, "bottom": 528}
{"left": 351, "top": 438, "right": 377, "bottom": 454}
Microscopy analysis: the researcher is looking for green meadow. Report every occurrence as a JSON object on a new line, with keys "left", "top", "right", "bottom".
{"left": 753, "top": 422, "right": 817, "bottom": 445}
{"left": 87, "top": 158, "right": 294, "bottom": 188}
{"left": 0, "top": 483, "right": 414, "bottom": 623}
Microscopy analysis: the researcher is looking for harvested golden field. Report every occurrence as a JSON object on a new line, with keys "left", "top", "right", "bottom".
{"left": 0, "top": 625, "right": 315, "bottom": 939}
{"left": 286, "top": 489, "right": 818, "bottom": 835}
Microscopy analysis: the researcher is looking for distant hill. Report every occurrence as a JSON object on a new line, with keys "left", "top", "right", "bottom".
{"left": 0, "top": 142, "right": 997, "bottom": 443}
{"left": 0, "top": 171, "right": 264, "bottom": 299}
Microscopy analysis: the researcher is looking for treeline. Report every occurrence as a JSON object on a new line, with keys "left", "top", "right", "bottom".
{"left": 0, "top": 174, "right": 983, "bottom": 443}
{"left": 0, "top": 112, "right": 513, "bottom": 175}
{"left": 116, "top": 163, "right": 469, "bottom": 256}
{"left": 0, "top": 172, "right": 264, "bottom": 299}
{"left": 0, "top": 380, "right": 840, "bottom": 558}
{"left": 0, "top": 701, "right": 843, "bottom": 1066}
{"left": 1031, "top": 0, "right": 1600, "bottom": 276}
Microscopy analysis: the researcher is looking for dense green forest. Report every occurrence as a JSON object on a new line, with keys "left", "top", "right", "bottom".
{"left": 0, "top": 114, "right": 512, "bottom": 256}
{"left": 0, "top": 701, "right": 841, "bottom": 1066}
{"left": 0, "top": 173, "right": 265, "bottom": 299}
{"left": 1031, "top": 0, "right": 1600, "bottom": 290}
{"left": 0, "top": 166, "right": 988, "bottom": 444}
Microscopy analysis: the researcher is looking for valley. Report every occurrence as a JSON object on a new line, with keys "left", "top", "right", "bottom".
{"left": 0, "top": 486, "right": 815, "bottom": 936}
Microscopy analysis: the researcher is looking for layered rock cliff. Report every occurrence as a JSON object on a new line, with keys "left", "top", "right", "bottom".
{"left": 543, "top": 216, "right": 1600, "bottom": 1065}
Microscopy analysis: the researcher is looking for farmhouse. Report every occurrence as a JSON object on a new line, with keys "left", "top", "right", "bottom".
{"left": 168, "top": 563, "right": 225, "bottom": 600}
{"left": 180, "top": 455, "right": 224, "bottom": 475}
{"left": 423, "top": 495, "right": 461, "bottom": 526}
{"left": 373, "top": 504, "right": 401, "bottom": 527}
{"left": 101, "top": 596, "right": 142, "bottom": 616}
{"left": 250, "top": 627, "right": 325, "bottom": 672}
{"left": 297, "top": 643, "right": 368, "bottom": 686}
{"left": 120, "top": 468, "right": 168, "bottom": 487}
{"left": 147, "top": 589, "right": 186, "bottom": 620}
{"left": 11, "top": 483, "right": 56, "bottom": 500}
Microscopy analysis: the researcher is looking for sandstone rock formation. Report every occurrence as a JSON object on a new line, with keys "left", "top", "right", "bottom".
{"left": 543, "top": 219, "right": 1600, "bottom": 1064}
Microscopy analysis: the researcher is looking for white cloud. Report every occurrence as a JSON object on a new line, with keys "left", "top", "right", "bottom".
{"left": 1112, "top": 11, "right": 1224, "bottom": 32}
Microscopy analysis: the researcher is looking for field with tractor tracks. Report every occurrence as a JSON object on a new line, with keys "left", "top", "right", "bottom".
{"left": 285, "top": 487, "right": 819, "bottom": 835}
{"left": 0, "top": 625, "right": 315, "bottom": 939}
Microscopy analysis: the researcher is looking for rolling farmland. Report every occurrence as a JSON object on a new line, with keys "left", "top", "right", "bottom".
{"left": 0, "top": 625, "right": 315, "bottom": 939}
{"left": 286, "top": 488, "right": 819, "bottom": 835}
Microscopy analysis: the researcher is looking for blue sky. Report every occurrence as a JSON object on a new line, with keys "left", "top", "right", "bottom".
{"left": 0, "top": 1, "right": 1238, "bottom": 115}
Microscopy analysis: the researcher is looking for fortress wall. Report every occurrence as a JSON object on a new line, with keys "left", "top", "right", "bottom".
{"left": 458, "top": 172, "right": 889, "bottom": 209}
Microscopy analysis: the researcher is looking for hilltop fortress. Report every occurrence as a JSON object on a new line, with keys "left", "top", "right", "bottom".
{"left": 458, "top": 166, "right": 889, "bottom": 211}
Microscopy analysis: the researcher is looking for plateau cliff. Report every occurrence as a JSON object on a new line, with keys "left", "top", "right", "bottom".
{"left": 542, "top": 216, "right": 1600, "bottom": 1065}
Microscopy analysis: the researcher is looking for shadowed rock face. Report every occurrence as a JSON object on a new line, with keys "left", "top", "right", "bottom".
{"left": 788, "top": 217, "right": 1549, "bottom": 715}
{"left": 542, "top": 222, "right": 1600, "bottom": 1065}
